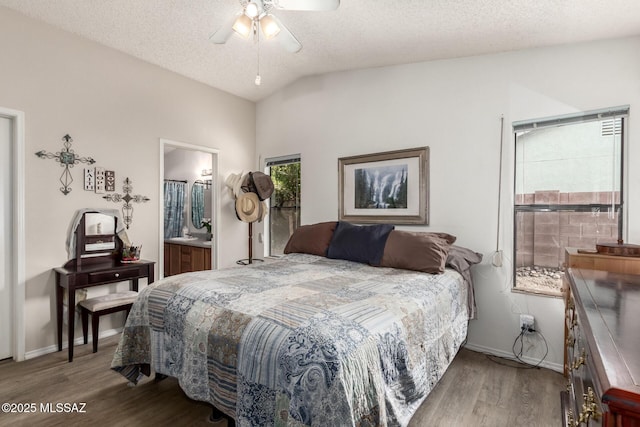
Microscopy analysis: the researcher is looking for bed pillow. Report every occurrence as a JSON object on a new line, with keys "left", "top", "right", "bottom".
{"left": 380, "top": 230, "right": 456, "bottom": 274}
{"left": 283, "top": 221, "right": 338, "bottom": 256}
{"left": 326, "top": 221, "right": 395, "bottom": 266}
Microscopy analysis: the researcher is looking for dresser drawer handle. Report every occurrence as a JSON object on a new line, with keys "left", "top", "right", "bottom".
{"left": 577, "top": 387, "right": 601, "bottom": 424}
{"left": 566, "top": 408, "right": 577, "bottom": 427}
{"left": 114, "top": 273, "right": 120, "bottom": 278}
{"left": 572, "top": 348, "right": 586, "bottom": 370}
{"left": 567, "top": 298, "right": 575, "bottom": 311}
{"left": 566, "top": 334, "right": 575, "bottom": 348}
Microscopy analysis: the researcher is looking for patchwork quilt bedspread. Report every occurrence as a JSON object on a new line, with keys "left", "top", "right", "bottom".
{"left": 112, "top": 253, "right": 470, "bottom": 427}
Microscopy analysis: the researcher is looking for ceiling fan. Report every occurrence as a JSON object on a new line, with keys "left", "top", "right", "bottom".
{"left": 211, "top": 0, "right": 340, "bottom": 53}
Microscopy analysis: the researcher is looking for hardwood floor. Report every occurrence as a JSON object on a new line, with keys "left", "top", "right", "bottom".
{"left": 410, "top": 350, "right": 565, "bottom": 426}
{"left": 0, "top": 335, "right": 565, "bottom": 426}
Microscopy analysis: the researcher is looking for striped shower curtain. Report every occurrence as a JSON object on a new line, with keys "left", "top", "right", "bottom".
{"left": 164, "top": 181, "right": 186, "bottom": 238}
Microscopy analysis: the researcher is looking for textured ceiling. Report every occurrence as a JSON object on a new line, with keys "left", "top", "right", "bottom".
{"left": 2, "top": 0, "right": 640, "bottom": 102}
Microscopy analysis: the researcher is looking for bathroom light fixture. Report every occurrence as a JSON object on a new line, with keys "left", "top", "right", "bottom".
{"left": 201, "top": 169, "right": 213, "bottom": 188}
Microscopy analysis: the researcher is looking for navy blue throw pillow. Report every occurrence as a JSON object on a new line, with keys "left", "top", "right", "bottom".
{"left": 326, "top": 221, "right": 395, "bottom": 266}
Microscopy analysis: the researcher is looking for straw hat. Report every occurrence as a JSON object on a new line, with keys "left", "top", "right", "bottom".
{"left": 235, "top": 192, "right": 262, "bottom": 223}
{"left": 260, "top": 201, "right": 269, "bottom": 222}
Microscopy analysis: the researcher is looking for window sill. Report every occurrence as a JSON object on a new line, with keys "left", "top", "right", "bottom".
{"left": 511, "top": 287, "right": 563, "bottom": 298}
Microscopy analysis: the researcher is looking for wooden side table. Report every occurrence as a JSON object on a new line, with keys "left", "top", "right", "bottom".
{"left": 54, "top": 259, "right": 155, "bottom": 362}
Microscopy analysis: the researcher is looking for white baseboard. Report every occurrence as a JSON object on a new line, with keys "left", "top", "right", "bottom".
{"left": 24, "top": 329, "right": 563, "bottom": 374}
{"left": 464, "top": 342, "right": 564, "bottom": 373}
{"left": 24, "top": 327, "right": 123, "bottom": 360}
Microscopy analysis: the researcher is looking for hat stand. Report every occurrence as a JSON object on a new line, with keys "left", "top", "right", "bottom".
{"left": 236, "top": 222, "right": 264, "bottom": 266}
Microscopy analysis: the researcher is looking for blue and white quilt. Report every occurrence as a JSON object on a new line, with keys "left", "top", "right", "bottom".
{"left": 112, "top": 253, "right": 470, "bottom": 426}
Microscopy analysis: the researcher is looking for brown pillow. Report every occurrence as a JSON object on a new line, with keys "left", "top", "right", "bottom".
{"left": 283, "top": 221, "right": 338, "bottom": 256}
{"left": 380, "top": 230, "right": 456, "bottom": 274}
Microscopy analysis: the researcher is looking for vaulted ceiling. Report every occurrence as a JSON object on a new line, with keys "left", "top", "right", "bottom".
{"left": 2, "top": 0, "right": 640, "bottom": 102}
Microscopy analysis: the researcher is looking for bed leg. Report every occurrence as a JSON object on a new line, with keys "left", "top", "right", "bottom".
{"left": 208, "top": 406, "right": 235, "bottom": 426}
{"left": 154, "top": 373, "right": 168, "bottom": 381}
{"left": 209, "top": 406, "right": 224, "bottom": 423}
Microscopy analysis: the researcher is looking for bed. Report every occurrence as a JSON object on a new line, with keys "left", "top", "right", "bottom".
{"left": 112, "top": 223, "right": 481, "bottom": 426}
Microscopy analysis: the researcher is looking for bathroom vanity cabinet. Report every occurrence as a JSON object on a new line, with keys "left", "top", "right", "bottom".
{"left": 164, "top": 240, "right": 211, "bottom": 277}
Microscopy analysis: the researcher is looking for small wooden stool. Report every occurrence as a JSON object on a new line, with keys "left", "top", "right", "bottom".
{"left": 78, "top": 291, "right": 138, "bottom": 353}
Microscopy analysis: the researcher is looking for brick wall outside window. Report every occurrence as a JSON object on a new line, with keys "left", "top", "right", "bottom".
{"left": 516, "top": 190, "right": 619, "bottom": 269}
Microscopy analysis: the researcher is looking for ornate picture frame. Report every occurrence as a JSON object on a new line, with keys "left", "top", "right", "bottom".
{"left": 338, "top": 147, "right": 429, "bottom": 224}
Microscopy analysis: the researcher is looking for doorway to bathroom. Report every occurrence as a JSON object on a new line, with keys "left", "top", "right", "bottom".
{"left": 159, "top": 139, "right": 219, "bottom": 278}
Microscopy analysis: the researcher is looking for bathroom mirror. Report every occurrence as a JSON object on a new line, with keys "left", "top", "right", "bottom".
{"left": 191, "top": 181, "right": 206, "bottom": 229}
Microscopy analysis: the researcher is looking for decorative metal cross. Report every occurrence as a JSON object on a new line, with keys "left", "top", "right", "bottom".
{"left": 103, "top": 177, "right": 150, "bottom": 229}
{"left": 35, "top": 134, "right": 96, "bottom": 195}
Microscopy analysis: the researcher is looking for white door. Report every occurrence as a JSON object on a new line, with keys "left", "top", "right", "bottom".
{"left": 0, "top": 116, "right": 12, "bottom": 359}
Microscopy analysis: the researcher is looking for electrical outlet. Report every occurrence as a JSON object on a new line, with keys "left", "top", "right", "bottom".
{"left": 519, "top": 314, "right": 535, "bottom": 333}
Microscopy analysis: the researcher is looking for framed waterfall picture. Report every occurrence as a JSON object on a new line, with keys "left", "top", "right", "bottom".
{"left": 338, "top": 147, "right": 429, "bottom": 224}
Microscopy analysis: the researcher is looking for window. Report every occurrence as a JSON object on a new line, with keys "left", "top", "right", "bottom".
{"left": 264, "top": 155, "right": 301, "bottom": 256}
{"left": 513, "top": 106, "right": 627, "bottom": 295}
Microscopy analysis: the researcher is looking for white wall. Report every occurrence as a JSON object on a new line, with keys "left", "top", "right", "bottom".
{"left": 0, "top": 7, "right": 255, "bottom": 356}
{"left": 256, "top": 36, "right": 640, "bottom": 370}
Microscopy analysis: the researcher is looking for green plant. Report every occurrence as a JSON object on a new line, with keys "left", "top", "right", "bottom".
{"left": 201, "top": 218, "right": 211, "bottom": 233}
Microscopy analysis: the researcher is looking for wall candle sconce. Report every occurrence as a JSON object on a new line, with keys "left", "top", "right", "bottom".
{"left": 102, "top": 177, "right": 150, "bottom": 229}
{"left": 35, "top": 134, "right": 96, "bottom": 195}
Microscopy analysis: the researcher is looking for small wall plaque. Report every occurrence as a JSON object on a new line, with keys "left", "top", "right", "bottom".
{"left": 95, "top": 167, "right": 106, "bottom": 194}
{"left": 105, "top": 170, "right": 115, "bottom": 192}
{"left": 84, "top": 168, "right": 95, "bottom": 191}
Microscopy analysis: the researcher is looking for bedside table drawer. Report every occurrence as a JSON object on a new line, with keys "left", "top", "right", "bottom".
{"left": 88, "top": 267, "right": 140, "bottom": 284}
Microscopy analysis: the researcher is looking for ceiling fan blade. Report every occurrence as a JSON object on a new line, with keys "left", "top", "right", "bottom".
{"left": 210, "top": 13, "right": 241, "bottom": 44}
{"left": 269, "top": 14, "right": 302, "bottom": 53}
{"left": 272, "top": 0, "right": 339, "bottom": 11}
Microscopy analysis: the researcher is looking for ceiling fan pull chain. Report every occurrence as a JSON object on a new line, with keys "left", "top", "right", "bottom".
{"left": 255, "top": 23, "right": 261, "bottom": 86}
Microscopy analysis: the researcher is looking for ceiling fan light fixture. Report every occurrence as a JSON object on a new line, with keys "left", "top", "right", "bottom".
{"left": 245, "top": 1, "right": 260, "bottom": 18}
{"left": 232, "top": 14, "right": 253, "bottom": 38}
{"left": 260, "top": 14, "right": 281, "bottom": 39}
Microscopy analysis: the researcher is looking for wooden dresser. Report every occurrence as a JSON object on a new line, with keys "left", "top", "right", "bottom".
{"left": 565, "top": 247, "right": 640, "bottom": 276}
{"left": 563, "top": 248, "right": 640, "bottom": 378}
{"left": 562, "top": 267, "right": 640, "bottom": 426}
